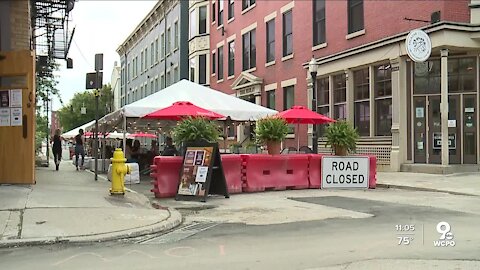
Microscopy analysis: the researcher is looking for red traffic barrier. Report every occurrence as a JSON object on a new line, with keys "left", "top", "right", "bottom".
{"left": 368, "top": 155, "right": 377, "bottom": 189}
{"left": 241, "top": 154, "right": 309, "bottom": 192}
{"left": 221, "top": 154, "right": 243, "bottom": 194}
{"left": 150, "top": 156, "right": 183, "bottom": 198}
{"left": 308, "top": 154, "right": 322, "bottom": 188}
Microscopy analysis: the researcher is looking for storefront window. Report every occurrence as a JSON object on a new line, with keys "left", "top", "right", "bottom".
{"left": 317, "top": 77, "right": 329, "bottom": 106}
{"left": 375, "top": 64, "right": 392, "bottom": 136}
{"left": 354, "top": 68, "right": 369, "bottom": 136}
{"left": 414, "top": 60, "right": 440, "bottom": 94}
{"left": 448, "top": 57, "right": 476, "bottom": 93}
{"left": 333, "top": 73, "right": 346, "bottom": 120}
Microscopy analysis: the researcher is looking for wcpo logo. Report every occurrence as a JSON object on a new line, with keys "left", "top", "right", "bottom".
{"left": 434, "top": 221, "right": 455, "bottom": 247}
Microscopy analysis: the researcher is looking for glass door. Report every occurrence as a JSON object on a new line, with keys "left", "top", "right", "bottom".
{"left": 448, "top": 95, "right": 461, "bottom": 164}
{"left": 413, "top": 97, "right": 427, "bottom": 163}
{"left": 463, "top": 95, "right": 477, "bottom": 164}
{"left": 428, "top": 96, "right": 441, "bottom": 164}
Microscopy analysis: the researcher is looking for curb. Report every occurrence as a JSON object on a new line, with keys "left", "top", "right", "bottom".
{"left": 0, "top": 208, "right": 182, "bottom": 249}
{"left": 377, "top": 183, "right": 478, "bottom": 197}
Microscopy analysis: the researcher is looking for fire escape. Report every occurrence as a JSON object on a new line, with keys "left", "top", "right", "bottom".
{"left": 31, "top": 0, "right": 76, "bottom": 74}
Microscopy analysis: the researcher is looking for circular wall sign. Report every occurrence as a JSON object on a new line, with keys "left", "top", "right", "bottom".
{"left": 405, "top": 29, "right": 432, "bottom": 63}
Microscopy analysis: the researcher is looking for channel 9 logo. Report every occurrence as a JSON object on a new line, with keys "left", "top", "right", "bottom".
{"left": 433, "top": 221, "right": 455, "bottom": 247}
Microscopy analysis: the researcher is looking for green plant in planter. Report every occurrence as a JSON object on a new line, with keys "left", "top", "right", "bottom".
{"left": 325, "top": 120, "right": 359, "bottom": 156}
{"left": 255, "top": 117, "right": 289, "bottom": 155}
{"left": 172, "top": 117, "right": 221, "bottom": 145}
{"left": 245, "top": 141, "right": 259, "bottom": 153}
{"left": 229, "top": 142, "right": 242, "bottom": 153}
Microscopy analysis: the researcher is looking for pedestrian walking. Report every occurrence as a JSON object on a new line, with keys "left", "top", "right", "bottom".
{"left": 75, "top": 129, "right": 85, "bottom": 171}
{"left": 52, "top": 129, "right": 62, "bottom": 171}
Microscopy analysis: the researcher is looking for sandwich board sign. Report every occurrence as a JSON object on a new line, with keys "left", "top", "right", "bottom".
{"left": 176, "top": 141, "right": 229, "bottom": 202}
{"left": 321, "top": 156, "right": 369, "bottom": 189}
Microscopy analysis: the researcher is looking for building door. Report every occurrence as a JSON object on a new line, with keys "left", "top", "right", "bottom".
{"left": 428, "top": 96, "right": 441, "bottom": 164}
{"left": 448, "top": 95, "right": 461, "bottom": 164}
{"left": 463, "top": 95, "right": 477, "bottom": 164}
{"left": 427, "top": 95, "right": 461, "bottom": 164}
{"left": 413, "top": 96, "right": 427, "bottom": 163}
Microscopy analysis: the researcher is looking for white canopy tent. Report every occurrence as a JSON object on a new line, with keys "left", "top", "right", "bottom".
{"left": 98, "top": 79, "right": 277, "bottom": 127}
{"left": 61, "top": 120, "right": 95, "bottom": 139}
{"left": 94, "top": 80, "right": 278, "bottom": 153}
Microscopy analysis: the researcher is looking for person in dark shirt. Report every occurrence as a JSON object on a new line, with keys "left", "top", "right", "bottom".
{"left": 162, "top": 137, "right": 179, "bottom": 156}
{"left": 52, "top": 129, "right": 62, "bottom": 171}
{"left": 75, "top": 129, "right": 85, "bottom": 170}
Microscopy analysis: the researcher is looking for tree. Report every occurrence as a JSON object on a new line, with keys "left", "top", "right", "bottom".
{"left": 35, "top": 57, "right": 62, "bottom": 156}
{"left": 57, "top": 84, "right": 113, "bottom": 132}
{"left": 36, "top": 59, "right": 62, "bottom": 110}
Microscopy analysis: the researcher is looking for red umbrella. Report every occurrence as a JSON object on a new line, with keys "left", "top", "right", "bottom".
{"left": 142, "top": 101, "right": 225, "bottom": 120}
{"left": 276, "top": 106, "right": 335, "bottom": 124}
{"left": 275, "top": 106, "right": 335, "bottom": 151}
{"left": 127, "top": 132, "right": 157, "bottom": 139}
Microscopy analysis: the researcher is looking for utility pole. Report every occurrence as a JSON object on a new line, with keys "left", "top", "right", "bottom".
{"left": 94, "top": 53, "right": 103, "bottom": 181}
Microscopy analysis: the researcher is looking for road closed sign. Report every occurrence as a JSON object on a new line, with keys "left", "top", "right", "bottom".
{"left": 321, "top": 156, "right": 369, "bottom": 189}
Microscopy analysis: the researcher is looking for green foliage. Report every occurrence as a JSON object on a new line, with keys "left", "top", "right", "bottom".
{"left": 57, "top": 84, "right": 113, "bottom": 131}
{"left": 172, "top": 117, "right": 221, "bottom": 144}
{"left": 254, "top": 117, "right": 289, "bottom": 144}
{"left": 35, "top": 114, "right": 48, "bottom": 154}
{"left": 325, "top": 120, "right": 359, "bottom": 154}
{"left": 36, "top": 60, "right": 62, "bottom": 110}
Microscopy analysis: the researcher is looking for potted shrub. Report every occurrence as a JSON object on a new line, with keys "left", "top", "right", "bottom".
{"left": 244, "top": 141, "right": 259, "bottom": 154}
{"left": 325, "top": 120, "right": 359, "bottom": 156}
{"left": 229, "top": 142, "right": 242, "bottom": 154}
{"left": 172, "top": 117, "right": 221, "bottom": 147}
{"left": 255, "top": 117, "right": 289, "bottom": 155}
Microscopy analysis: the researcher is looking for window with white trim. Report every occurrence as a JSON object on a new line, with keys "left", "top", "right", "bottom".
{"left": 242, "top": 29, "right": 256, "bottom": 70}
{"left": 353, "top": 68, "right": 370, "bottom": 136}
{"left": 282, "top": 10, "right": 293, "bottom": 57}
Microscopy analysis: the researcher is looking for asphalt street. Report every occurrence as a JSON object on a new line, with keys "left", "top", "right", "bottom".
{"left": 0, "top": 188, "right": 479, "bottom": 270}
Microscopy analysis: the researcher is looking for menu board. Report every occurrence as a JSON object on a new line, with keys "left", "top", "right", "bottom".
{"left": 177, "top": 147, "right": 214, "bottom": 197}
{"left": 0, "top": 89, "right": 22, "bottom": 127}
{"left": 176, "top": 142, "right": 229, "bottom": 202}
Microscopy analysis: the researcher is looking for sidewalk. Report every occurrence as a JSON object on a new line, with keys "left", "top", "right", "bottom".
{"left": 0, "top": 160, "right": 181, "bottom": 248}
{"left": 376, "top": 171, "right": 480, "bottom": 196}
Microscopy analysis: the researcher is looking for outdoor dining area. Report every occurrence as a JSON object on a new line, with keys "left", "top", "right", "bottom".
{"left": 61, "top": 80, "right": 377, "bottom": 198}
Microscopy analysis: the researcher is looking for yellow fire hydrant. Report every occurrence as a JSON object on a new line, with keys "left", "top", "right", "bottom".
{"left": 110, "top": 148, "right": 130, "bottom": 195}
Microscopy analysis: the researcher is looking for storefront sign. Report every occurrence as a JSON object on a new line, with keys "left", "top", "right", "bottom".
{"left": 321, "top": 156, "right": 369, "bottom": 189}
{"left": 448, "top": 120, "right": 456, "bottom": 128}
{"left": 432, "top": 133, "right": 456, "bottom": 150}
{"left": 416, "top": 107, "right": 424, "bottom": 118}
{"left": 406, "top": 29, "right": 432, "bottom": 63}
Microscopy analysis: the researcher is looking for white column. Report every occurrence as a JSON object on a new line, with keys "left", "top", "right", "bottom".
{"left": 346, "top": 69, "right": 354, "bottom": 123}
{"left": 441, "top": 49, "right": 449, "bottom": 165}
{"left": 369, "top": 66, "right": 375, "bottom": 137}
{"left": 255, "top": 94, "right": 261, "bottom": 105}
{"left": 390, "top": 57, "right": 408, "bottom": 171}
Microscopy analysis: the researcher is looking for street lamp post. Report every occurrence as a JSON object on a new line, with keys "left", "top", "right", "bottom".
{"left": 309, "top": 57, "right": 319, "bottom": 154}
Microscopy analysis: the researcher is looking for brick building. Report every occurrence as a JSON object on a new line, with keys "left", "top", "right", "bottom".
{"left": 210, "top": 0, "right": 480, "bottom": 172}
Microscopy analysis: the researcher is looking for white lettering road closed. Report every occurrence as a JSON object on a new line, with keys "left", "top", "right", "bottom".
{"left": 321, "top": 156, "right": 369, "bottom": 189}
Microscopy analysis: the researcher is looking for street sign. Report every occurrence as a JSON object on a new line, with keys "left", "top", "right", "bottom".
{"left": 95, "top": 53, "right": 103, "bottom": 71}
{"left": 321, "top": 156, "right": 369, "bottom": 189}
{"left": 85, "top": 72, "right": 103, "bottom": 89}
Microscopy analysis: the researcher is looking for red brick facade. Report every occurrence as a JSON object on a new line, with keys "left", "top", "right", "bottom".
{"left": 209, "top": 0, "right": 470, "bottom": 148}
